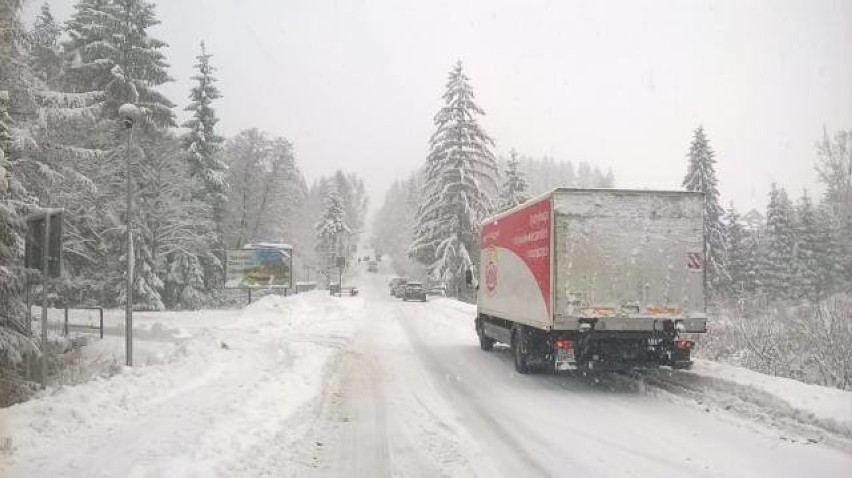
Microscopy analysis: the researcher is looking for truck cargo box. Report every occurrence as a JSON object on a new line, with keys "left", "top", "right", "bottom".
{"left": 478, "top": 188, "right": 707, "bottom": 333}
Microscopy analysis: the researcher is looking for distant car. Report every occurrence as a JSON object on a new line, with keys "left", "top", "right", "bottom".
{"left": 402, "top": 281, "right": 427, "bottom": 302}
{"left": 367, "top": 260, "right": 378, "bottom": 272}
{"left": 389, "top": 277, "right": 408, "bottom": 296}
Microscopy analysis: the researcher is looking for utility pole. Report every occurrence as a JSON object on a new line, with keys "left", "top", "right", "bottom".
{"left": 119, "top": 103, "right": 139, "bottom": 367}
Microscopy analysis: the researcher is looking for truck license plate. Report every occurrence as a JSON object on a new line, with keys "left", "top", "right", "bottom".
{"left": 556, "top": 348, "right": 576, "bottom": 371}
{"left": 557, "top": 349, "right": 575, "bottom": 362}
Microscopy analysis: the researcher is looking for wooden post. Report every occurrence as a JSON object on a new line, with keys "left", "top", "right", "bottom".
{"left": 40, "top": 215, "right": 50, "bottom": 388}
{"left": 63, "top": 308, "right": 69, "bottom": 336}
{"left": 99, "top": 308, "right": 104, "bottom": 339}
{"left": 25, "top": 280, "right": 31, "bottom": 380}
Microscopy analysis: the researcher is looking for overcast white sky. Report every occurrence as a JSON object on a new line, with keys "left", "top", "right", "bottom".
{"left": 27, "top": 0, "right": 852, "bottom": 213}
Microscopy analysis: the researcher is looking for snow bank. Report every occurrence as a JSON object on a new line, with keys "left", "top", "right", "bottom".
{"left": 684, "top": 359, "right": 852, "bottom": 434}
{"left": 0, "top": 291, "right": 365, "bottom": 477}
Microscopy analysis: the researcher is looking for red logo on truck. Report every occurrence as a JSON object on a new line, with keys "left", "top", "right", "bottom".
{"left": 481, "top": 198, "right": 551, "bottom": 313}
{"left": 485, "top": 248, "right": 498, "bottom": 293}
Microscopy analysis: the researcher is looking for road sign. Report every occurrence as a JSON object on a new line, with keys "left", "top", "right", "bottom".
{"left": 25, "top": 210, "right": 63, "bottom": 278}
{"left": 226, "top": 247, "right": 293, "bottom": 289}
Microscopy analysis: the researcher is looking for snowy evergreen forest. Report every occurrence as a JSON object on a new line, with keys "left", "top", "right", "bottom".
{"left": 1, "top": 0, "right": 850, "bottom": 404}
{"left": 0, "top": 1, "right": 367, "bottom": 403}
{"left": 375, "top": 62, "right": 852, "bottom": 389}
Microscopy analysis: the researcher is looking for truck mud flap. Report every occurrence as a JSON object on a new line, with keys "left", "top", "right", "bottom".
{"left": 483, "top": 322, "right": 512, "bottom": 345}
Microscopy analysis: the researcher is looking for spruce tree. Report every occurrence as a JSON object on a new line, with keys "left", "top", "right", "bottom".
{"left": 62, "top": 0, "right": 176, "bottom": 309}
{"left": 181, "top": 41, "right": 226, "bottom": 293}
{"left": 815, "top": 129, "right": 852, "bottom": 289}
{"left": 793, "top": 191, "right": 820, "bottom": 300}
{"left": 64, "top": 0, "right": 175, "bottom": 126}
{"left": 182, "top": 41, "right": 225, "bottom": 201}
{"left": 0, "top": 0, "right": 39, "bottom": 403}
{"left": 760, "top": 184, "right": 796, "bottom": 301}
{"left": 334, "top": 170, "right": 368, "bottom": 236}
{"left": 500, "top": 149, "right": 529, "bottom": 211}
{"left": 29, "top": 3, "right": 62, "bottom": 89}
{"left": 682, "top": 125, "right": 728, "bottom": 300}
{"left": 315, "top": 186, "right": 350, "bottom": 280}
{"left": 723, "top": 204, "right": 748, "bottom": 298}
{"left": 410, "top": 61, "right": 498, "bottom": 290}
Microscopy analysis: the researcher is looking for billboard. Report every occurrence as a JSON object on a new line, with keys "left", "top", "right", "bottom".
{"left": 226, "top": 247, "right": 292, "bottom": 289}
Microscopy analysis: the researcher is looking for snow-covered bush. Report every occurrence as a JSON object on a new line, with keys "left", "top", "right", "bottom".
{"left": 698, "top": 294, "right": 852, "bottom": 390}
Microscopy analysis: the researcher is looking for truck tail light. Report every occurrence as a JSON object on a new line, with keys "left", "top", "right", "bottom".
{"left": 555, "top": 339, "right": 574, "bottom": 349}
{"left": 674, "top": 340, "right": 694, "bottom": 350}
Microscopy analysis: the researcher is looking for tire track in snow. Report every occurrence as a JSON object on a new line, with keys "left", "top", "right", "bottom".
{"left": 393, "top": 304, "right": 552, "bottom": 478}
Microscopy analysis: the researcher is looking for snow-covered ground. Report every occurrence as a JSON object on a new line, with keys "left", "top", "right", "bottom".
{"left": 1, "top": 291, "right": 363, "bottom": 477}
{"left": 2, "top": 262, "right": 851, "bottom": 477}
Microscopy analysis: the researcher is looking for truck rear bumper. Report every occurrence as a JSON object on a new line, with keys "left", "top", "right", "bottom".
{"left": 553, "top": 317, "right": 707, "bottom": 333}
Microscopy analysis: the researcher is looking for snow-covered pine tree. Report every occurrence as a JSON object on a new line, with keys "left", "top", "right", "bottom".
{"left": 759, "top": 184, "right": 796, "bottom": 301}
{"left": 182, "top": 41, "right": 226, "bottom": 202}
{"left": 62, "top": 0, "right": 177, "bottom": 309}
{"left": 410, "top": 61, "right": 498, "bottom": 292}
{"left": 181, "top": 41, "right": 226, "bottom": 294}
{"left": 372, "top": 172, "right": 426, "bottom": 277}
{"left": 815, "top": 129, "right": 852, "bottom": 290}
{"left": 135, "top": 133, "right": 216, "bottom": 310}
{"left": 315, "top": 185, "right": 350, "bottom": 280}
{"left": 499, "top": 149, "right": 529, "bottom": 211}
{"left": 815, "top": 202, "right": 847, "bottom": 296}
{"left": 28, "top": 3, "right": 62, "bottom": 89}
{"left": 0, "top": 0, "right": 40, "bottom": 404}
{"left": 334, "top": 170, "right": 368, "bottom": 238}
{"left": 723, "top": 204, "right": 746, "bottom": 298}
{"left": 64, "top": 0, "right": 175, "bottom": 126}
{"left": 793, "top": 191, "right": 820, "bottom": 301}
{"left": 682, "top": 125, "right": 728, "bottom": 301}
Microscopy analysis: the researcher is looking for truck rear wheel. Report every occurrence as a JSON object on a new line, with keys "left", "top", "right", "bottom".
{"left": 478, "top": 330, "right": 495, "bottom": 351}
{"left": 476, "top": 320, "right": 495, "bottom": 351}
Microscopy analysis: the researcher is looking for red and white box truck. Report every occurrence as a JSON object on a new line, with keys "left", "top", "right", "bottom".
{"left": 475, "top": 188, "right": 707, "bottom": 374}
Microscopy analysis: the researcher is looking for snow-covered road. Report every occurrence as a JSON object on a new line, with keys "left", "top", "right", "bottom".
{"left": 2, "top": 262, "right": 851, "bottom": 477}
{"left": 274, "top": 266, "right": 852, "bottom": 477}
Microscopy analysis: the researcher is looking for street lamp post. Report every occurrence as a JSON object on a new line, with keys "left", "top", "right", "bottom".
{"left": 119, "top": 103, "right": 139, "bottom": 367}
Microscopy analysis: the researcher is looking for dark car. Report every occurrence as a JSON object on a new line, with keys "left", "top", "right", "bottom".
{"left": 389, "top": 277, "right": 408, "bottom": 296}
{"left": 402, "top": 281, "right": 427, "bottom": 302}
